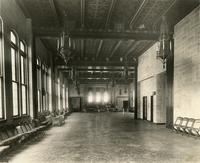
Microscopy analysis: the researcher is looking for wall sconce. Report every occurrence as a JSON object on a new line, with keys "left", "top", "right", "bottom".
{"left": 156, "top": 16, "right": 173, "bottom": 69}
{"left": 156, "top": 39, "right": 172, "bottom": 68}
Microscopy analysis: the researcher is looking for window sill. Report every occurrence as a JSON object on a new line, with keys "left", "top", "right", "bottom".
{"left": 0, "top": 119, "right": 7, "bottom": 124}
{"left": 13, "top": 115, "right": 30, "bottom": 119}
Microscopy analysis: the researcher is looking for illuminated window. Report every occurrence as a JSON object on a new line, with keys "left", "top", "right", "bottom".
{"left": 88, "top": 92, "right": 93, "bottom": 103}
{"left": 66, "top": 87, "right": 69, "bottom": 111}
{"left": 11, "top": 31, "right": 19, "bottom": 116}
{"left": 62, "top": 84, "right": 65, "bottom": 110}
{"left": 103, "top": 91, "right": 109, "bottom": 103}
{"left": 10, "top": 31, "right": 29, "bottom": 116}
{"left": 96, "top": 92, "right": 101, "bottom": 103}
{"left": 10, "top": 31, "right": 16, "bottom": 44}
{"left": 57, "top": 75, "right": 61, "bottom": 110}
{"left": 20, "top": 41, "right": 28, "bottom": 115}
{"left": 37, "top": 58, "right": 42, "bottom": 112}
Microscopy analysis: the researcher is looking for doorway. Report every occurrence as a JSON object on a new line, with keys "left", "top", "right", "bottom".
{"left": 150, "top": 95, "right": 154, "bottom": 122}
{"left": 143, "top": 96, "right": 147, "bottom": 120}
{"left": 70, "top": 97, "right": 81, "bottom": 112}
{"left": 123, "top": 100, "right": 129, "bottom": 111}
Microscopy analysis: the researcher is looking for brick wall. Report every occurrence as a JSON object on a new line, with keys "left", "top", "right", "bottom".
{"left": 174, "top": 6, "right": 200, "bottom": 119}
{"left": 137, "top": 43, "right": 166, "bottom": 123}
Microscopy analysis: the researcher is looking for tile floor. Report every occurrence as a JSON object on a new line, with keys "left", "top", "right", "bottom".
{"left": 1, "top": 112, "right": 200, "bottom": 163}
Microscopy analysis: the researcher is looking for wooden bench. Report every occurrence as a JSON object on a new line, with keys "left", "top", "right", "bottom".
{"left": 0, "top": 145, "right": 10, "bottom": 157}
{"left": 0, "top": 125, "right": 23, "bottom": 157}
{"left": 183, "top": 118, "right": 195, "bottom": 134}
{"left": 173, "top": 117, "right": 183, "bottom": 132}
{"left": 173, "top": 117, "right": 200, "bottom": 137}
{"left": 190, "top": 119, "right": 200, "bottom": 136}
{"left": 179, "top": 117, "right": 189, "bottom": 132}
{"left": 0, "top": 125, "right": 23, "bottom": 146}
{"left": 52, "top": 114, "right": 65, "bottom": 126}
{"left": 0, "top": 117, "right": 53, "bottom": 157}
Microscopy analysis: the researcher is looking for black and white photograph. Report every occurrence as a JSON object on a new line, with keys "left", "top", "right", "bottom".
{"left": 0, "top": 0, "right": 200, "bottom": 162}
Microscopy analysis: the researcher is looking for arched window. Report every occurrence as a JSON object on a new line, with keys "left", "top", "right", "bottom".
{"left": 10, "top": 31, "right": 29, "bottom": 116}
{"left": 10, "top": 30, "right": 19, "bottom": 116}
{"left": 0, "top": 17, "right": 4, "bottom": 119}
{"left": 20, "top": 40, "right": 28, "bottom": 115}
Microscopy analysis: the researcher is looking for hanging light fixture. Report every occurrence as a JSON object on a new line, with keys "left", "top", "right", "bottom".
{"left": 57, "top": 11, "right": 75, "bottom": 65}
{"left": 156, "top": 16, "right": 173, "bottom": 68}
{"left": 123, "top": 57, "right": 128, "bottom": 81}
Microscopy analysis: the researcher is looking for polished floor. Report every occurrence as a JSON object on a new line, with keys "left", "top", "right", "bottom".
{"left": 2, "top": 112, "right": 200, "bottom": 163}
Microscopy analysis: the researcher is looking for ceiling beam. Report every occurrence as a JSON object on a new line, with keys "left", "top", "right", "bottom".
{"left": 153, "top": 0, "right": 178, "bottom": 29}
{"left": 16, "top": 0, "right": 31, "bottom": 18}
{"left": 48, "top": 0, "right": 62, "bottom": 26}
{"left": 78, "top": 76, "right": 134, "bottom": 80}
{"left": 33, "top": 27, "right": 61, "bottom": 37}
{"left": 78, "top": 68, "right": 135, "bottom": 72}
{"left": 81, "top": 0, "right": 85, "bottom": 28}
{"left": 105, "top": 0, "right": 117, "bottom": 29}
{"left": 129, "top": 0, "right": 148, "bottom": 29}
{"left": 61, "top": 68, "right": 134, "bottom": 72}
{"left": 124, "top": 41, "right": 140, "bottom": 57}
{"left": 136, "top": 41, "right": 156, "bottom": 57}
{"left": 96, "top": 40, "right": 103, "bottom": 58}
{"left": 57, "top": 66, "right": 135, "bottom": 71}
{"left": 122, "top": 40, "right": 135, "bottom": 57}
{"left": 76, "top": 72, "right": 134, "bottom": 79}
{"left": 67, "top": 60, "right": 135, "bottom": 67}
{"left": 34, "top": 27, "right": 159, "bottom": 40}
{"left": 78, "top": 73, "right": 122, "bottom": 78}
{"left": 76, "top": 79, "right": 133, "bottom": 84}
{"left": 69, "top": 30, "right": 159, "bottom": 40}
{"left": 109, "top": 40, "right": 122, "bottom": 58}
{"left": 94, "top": 0, "right": 100, "bottom": 19}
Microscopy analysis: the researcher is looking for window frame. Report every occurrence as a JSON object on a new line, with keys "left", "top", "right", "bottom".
{"left": 41, "top": 63, "right": 48, "bottom": 111}
{"left": 37, "top": 57, "right": 42, "bottom": 112}
{"left": 0, "top": 17, "right": 5, "bottom": 120}
{"left": 10, "top": 30, "right": 29, "bottom": 117}
{"left": 10, "top": 30, "right": 20, "bottom": 117}
{"left": 19, "top": 40, "right": 28, "bottom": 115}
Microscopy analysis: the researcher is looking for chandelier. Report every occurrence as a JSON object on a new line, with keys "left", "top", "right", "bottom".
{"left": 57, "top": 12, "right": 75, "bottom": 65}
{"left": 123, "top": 57, "right": 128, "bottom": 81}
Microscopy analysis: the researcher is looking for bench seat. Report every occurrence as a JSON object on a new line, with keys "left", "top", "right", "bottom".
{"left": 0, "top": 134, "right": 23, "bottom": 146}
{"left": 0, "top": 145, "right": 10, "bottom": 156}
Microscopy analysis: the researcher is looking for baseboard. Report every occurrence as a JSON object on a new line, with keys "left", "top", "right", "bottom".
{"left": 155, "top": 123, "right": 166, "bottom": 125}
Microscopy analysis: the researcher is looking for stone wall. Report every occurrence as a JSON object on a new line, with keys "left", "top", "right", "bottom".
{"left": 137, "top": 43, "right": 166, "bottom": 123}
{"left": 174, "top": 6, "right": 200, "bottom": 120}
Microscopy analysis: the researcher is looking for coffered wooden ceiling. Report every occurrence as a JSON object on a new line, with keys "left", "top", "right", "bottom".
{"left": 17, "top": 0, "right": 199, "bottom": 83}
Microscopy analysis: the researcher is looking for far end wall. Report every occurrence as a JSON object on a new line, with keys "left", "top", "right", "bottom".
{"left": 68, "top": 83, "right": 134, "bottom": 111}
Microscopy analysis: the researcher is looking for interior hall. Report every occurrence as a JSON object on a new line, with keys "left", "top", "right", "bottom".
{"left": 0, "top": 0, "right": 200, "bottom": 162}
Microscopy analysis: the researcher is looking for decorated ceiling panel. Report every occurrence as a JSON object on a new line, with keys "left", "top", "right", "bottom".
{"left": 16, "top": 0, "right": 199, "bottom": 82}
